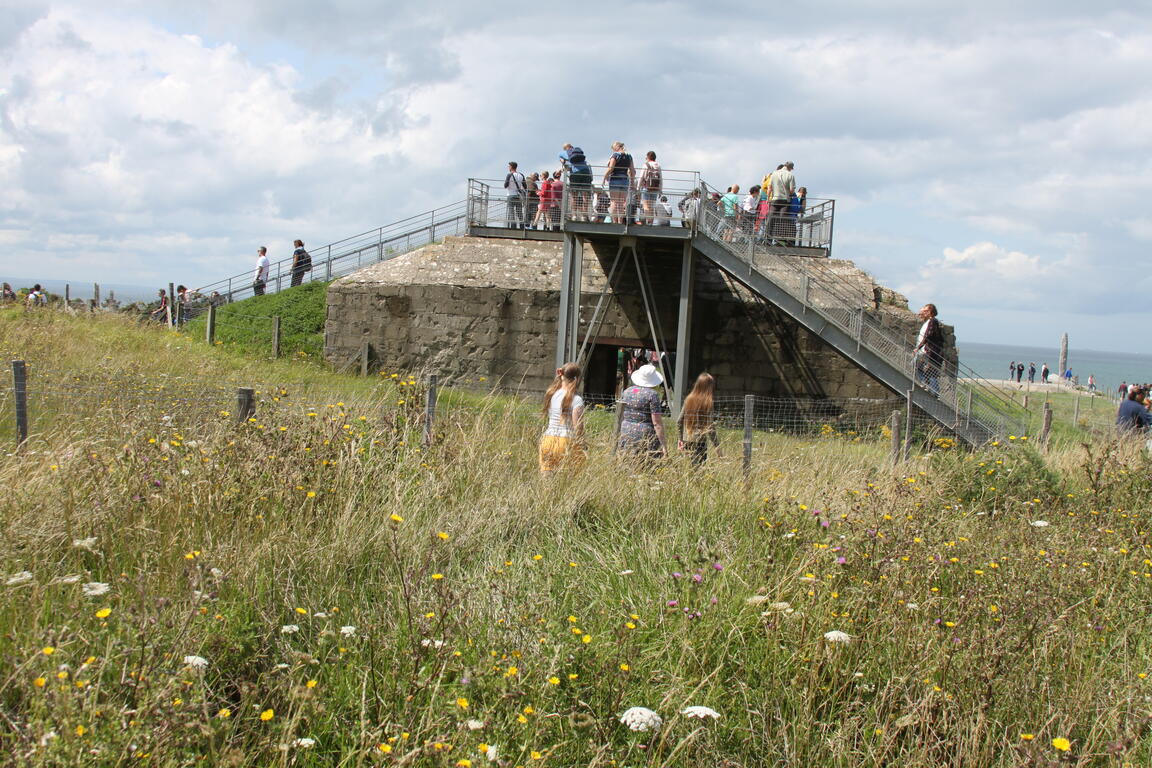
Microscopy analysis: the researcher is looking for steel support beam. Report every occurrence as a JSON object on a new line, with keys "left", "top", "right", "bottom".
{"left": 672, "top": 241, "right": 695, "bottom": 420}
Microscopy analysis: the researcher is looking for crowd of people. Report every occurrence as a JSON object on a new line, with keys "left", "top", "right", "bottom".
{"left": 503, "top": 144, "right": 810, "bottom": 245}
{"left": 1005, "top": 360, "right": 1087, "bottom": 387}
{"left": 537, "top": 361, "right": 721, "bottom": 475}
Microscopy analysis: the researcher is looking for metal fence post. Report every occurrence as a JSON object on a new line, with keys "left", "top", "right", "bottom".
{"left": 742, "top": 394, "right": 754, "bottom": 477}
{"left": 903, "top": 389, "right": 913, "bottom": 462}
{"left": 326, "top": 246, "right": 332, "bottom": 281}
{"left": 12, "top": 360, "right": 28, "bottom": 445}
{"left": 236, "top": 387, "right": 255, "bottom": 423}
{"left": 206, "top": 304, "right": 217, "bottom": 345}
{"left": 889, "top": 410, "right": 901, "bottom": 466}
{"left": 271, "top": 316, "right": 281, "bottom": 358}
{"left": 423, "top": 375, "right": 439, "bottom": 446}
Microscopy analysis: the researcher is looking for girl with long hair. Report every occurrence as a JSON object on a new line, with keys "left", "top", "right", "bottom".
{"left": 539, "top": 362, "right": 585, "bottom": 475}
{"left": 678, "top": 372, "right": 721, "bottom": 466}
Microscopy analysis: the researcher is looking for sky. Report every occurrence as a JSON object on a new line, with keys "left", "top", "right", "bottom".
{"left": 2, "top": 1, "right": 1151, "bottom": 352}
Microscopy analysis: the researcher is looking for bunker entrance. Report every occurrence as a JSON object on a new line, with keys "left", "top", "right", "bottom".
{"left": 582, "top": 341, "right": 675, "bottom": 406}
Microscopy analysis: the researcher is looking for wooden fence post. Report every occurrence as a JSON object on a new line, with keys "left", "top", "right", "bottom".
{"left": 423, "top": 375, "right": 438, "bottom": 446}
{"left": 903, "top": 389, "right": 913, "bottom": 462}
{"left": 12, "top": 360, "right": 28, "bottom": 445}
{"left": 742, "top": 394, "right": 754, "bottom": 477}
{"left": 1073, "top": 393, "right": 1080, "bottom": 427}
{"left": 271, "top": 316, "right": 281, "bottom": 358}
{"left": 166, "top": 282, "right": 175, "bottom": 327}
{"left": 360, "top": 339, "right": 370, "bottom": 377}
{"left": 889, "top": 409, "right": 901, "bottom": 466}
{"left": 236, "top": 387, "right": 255, "bottom": 423}
{"left": 1039, "top": 402, "right": 1053, "bottom": 453}
{"left": 206, "top": 304, "right": 216, "bottom": 345}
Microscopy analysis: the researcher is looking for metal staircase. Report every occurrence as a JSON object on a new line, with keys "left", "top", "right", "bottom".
{"left": 688, "top": 184, "right": 1026, "bottom": 445}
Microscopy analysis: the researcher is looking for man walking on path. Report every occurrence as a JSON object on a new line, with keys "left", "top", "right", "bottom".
{"left": 504, "top": 161, "right": 526, "bottom": 229}
{"left": 768, "top": 161, "right": 796, "bottom": 244}
{"left": 254, "top": 247, "right": 270, "bottom": 296}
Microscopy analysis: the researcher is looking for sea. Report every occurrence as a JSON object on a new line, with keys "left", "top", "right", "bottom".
{"left": 958, "top": 341, "right": 1152, "bottom": 395}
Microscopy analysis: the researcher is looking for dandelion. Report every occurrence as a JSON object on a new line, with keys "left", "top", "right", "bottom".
{"left": 5, "top": 571, "right": 33, "bottom": 586}
{"left": 681, "top": 705, "right": 721, "bottom": 720}
{"left": 292, "top": 738, "right": 316, "bottom": 749}
{"left": 823, "top": 630, "right": 853, "bottom": 644}
{"left": 260, "top": 709, "right": 274, "bottom": 721}
{"left": 281, "top": 624, "right": 300, "bottom": 634}
{"left": 41, "top": 647, "right": 55, "bottom": 656}
{"left": 1051, "top": 737, "right": 1071, "bottom": 752}
{"left": 82, "top": 582, "right": 110, "bottom": 597}
{"left": 619, "top": 706, "right": 662, "bottom": 732}
{"left": 183, "top": 655, "right": 208, "bottom": 670}
{"left": 95, "top": 607, "right": 112, "bottom": 619}
{"left": 33, "top": 677, "right": 46, "bottom": 687}
{"left": 456, "top": 697, "right": 469, "bottom": 709}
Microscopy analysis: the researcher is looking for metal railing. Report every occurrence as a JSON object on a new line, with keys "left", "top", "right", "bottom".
{"left": 692, "top": 181, "right": 1028, "bottom": 440}
{"left": 190, "top": 201, "right": 470, "bottom": 312}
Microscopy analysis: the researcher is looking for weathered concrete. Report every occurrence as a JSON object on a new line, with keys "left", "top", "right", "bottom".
{"left": 324, "top": 235, "right": 954, "bottom": 399}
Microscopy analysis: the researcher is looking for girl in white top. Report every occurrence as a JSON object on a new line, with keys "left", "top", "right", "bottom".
{"left": 539, "top": 362, "right": 585, "bottom": 474}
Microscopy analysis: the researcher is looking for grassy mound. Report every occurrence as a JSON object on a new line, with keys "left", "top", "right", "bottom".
{"left": 0, "top": 311, "right": 1150, "bottom": 766}
{"left": 184, "top": 281, "right": 328, "bottom": 359}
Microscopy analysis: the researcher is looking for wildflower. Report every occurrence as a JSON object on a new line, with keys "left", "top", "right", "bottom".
{"left": 217, "top": 708, "right": 231, "bottom": 718}
{"left": 1030, "top": 520, "right": 1050, "bottom": 528}
{"left": 456, "top": 697, "right": 469, "bottom": 709}
{"left": 431, "top": 573, "right": 444, "bottom": 580}
{"left": 1020, "top": 733, "right": 1034, "bottom": 741}
{"left": 438, "top": 532, "right": 450, "bottom": 540}
{"left": 548, "top": 676, "right": 560, "bottom": 685}
{"left": 619, "top": 706, "right": 662, "bottom": 732}
{"left": 82, "top": 582, "right": 110, "bottom": 597}
{"left": 485, "top": 743, "right": 498, "bottom": 761}
{"left": 72, "top": 537, "right": 98, "bottom": 551}
{"left": 746, "top": 595, "right": 770, "bottom": 605}
{"left": 681, "top": 705, "right": 721, "bottom": 720}
{"left": 1052, "top": 737, "right": 1071, "bottom": 752}
{"left": 619, "top": 569, "right": 634, "bottom": 575}
{"left": 339, "top": 626, "right": 356, "bottom": 637}
{"left": 421, "top": 639, "right": 445, "bottom": 649}
{"left": 95, "top": 607, "right": 112, "bottom": 619}
{"left": 41, "top": 647, "right": 55, "bottom": 656}
{"left": 306, "top": 679, "right": 317, "bottom": 688}
{"left": 52, "top": 575, "right": 82, "bottom": 585}
{"left": 33, "top": 677, "right": 46, "bottom": 687}
{"left": 905, "top": 603, "right": 920, "bottom": 611}
{"left": 5, "top": 571, "right": 33, "bottom": 586}
{"left": 183, "top": 655, "right": 208, "bottom": 670}
{"left": 292, "top": 738, "right": 316, "bottom": 749}
{"left": 260, "top": 709, "right": 274, "bottom": 721}
{"left": 465, "top": 719, "right": 484, "bottom": 730}
{"left": 823, "top": 630, "right": 853, "bottom": 644}
{"left": 281, "top": 624, "right": 300, "bottom": 634}
{"left": 764, "top": 601, "right": 792, "bottom": 612}
{"left": 390, "top": 514, "right": 404, "bottom": 523}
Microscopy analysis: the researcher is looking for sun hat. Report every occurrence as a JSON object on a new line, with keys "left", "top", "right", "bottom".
{"left": 630, "top": 363, "right": 663, "bottom": 388}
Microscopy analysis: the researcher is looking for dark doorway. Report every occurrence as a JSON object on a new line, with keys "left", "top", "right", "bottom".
{"left": 584, "top": 344, "right": 623, "bottom": 405}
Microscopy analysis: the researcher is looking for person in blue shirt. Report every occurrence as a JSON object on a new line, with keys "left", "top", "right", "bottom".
{"left": 560, "top": 143, "right": 592, "bottom": 221}
{"left": 1116, "top": 386, "right": 1151, "bottom": 434}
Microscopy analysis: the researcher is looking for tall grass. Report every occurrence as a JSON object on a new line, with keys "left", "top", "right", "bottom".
{"left": 0, "top": 310, "right": 1150, "bottom": 766}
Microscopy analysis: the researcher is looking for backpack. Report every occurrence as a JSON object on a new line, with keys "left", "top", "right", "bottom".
{"left": 568, "top": 147, "right": 586, "bottom": 165}
{"left": 643, "top": 162, "right": 662, "bottom": 191}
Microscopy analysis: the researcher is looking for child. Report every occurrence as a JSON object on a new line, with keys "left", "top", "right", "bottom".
{"left": 539, "top": 363, "right": 585, "bottom": 475}
{"left": 678, "top": 372, "right": 721, "bottom": 466}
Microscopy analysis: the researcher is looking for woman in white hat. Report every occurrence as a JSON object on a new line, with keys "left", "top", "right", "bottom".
{"left": 616, "top": 363, "right": 667, "bottom": 460}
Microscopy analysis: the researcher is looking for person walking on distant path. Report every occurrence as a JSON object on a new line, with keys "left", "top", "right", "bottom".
{"left": 1117, "top": 385, "right": 1151, "bottom": 434}
{"left": 149, "top": 288, "right": 169, "bottom": 323}
{"left": 768, "top": 161, "right": 796, "bottom": 244}
{"left": 1016, "top": 362, "right": 1024, "bottom": 383}
{"left": 290, "top": 240, "right": 311, "bottom": 287}
{"left": 1088, "top": 374, "right": 1096, "bottom": 392}
{"left": 254, "top": 246, "right": 270, "bottom": 296}
{"left": 539, "top": 363, "right": 586, "bottom": 475}
{"left": 1028, "top": 362, "right": 1036, "bottom": 383}
{"left": 1041, "top": 363, "right": 1049, "bottom": 383}
{"left": 1008, "top": 361, "right": 1016, "bottom": 381}
{"left": 914, "top": 303, "right": 944, "bottom": 395}
{"left": 678, "top": 372, "right": 722, "bottom": 467}
{"left": 504, "top": 161, "right": 526, "bottom": 229}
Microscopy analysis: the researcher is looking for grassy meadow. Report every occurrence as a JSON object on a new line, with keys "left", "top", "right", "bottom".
{"left": 0, "top": 308, "right": 1150, "bottom": 767}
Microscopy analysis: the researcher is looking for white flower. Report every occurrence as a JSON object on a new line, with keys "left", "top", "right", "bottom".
{"left": 421, "top": 638, "right": 445, "bottom": 649}
{"left": 680, "top": 705, "right": 721, "bottom": 720}
{"left": 745, "top": 595, "right": 770, "bottom": 605}
{"left": 209, "top": 568, "right": 224, "bottom": 580}
{"left": 281, "top": 624, "right": 300, "bottom": 634}
{"left": 313, "top": 612, "right": 328, "bottom": 618}
{"left": 485, "top": 743, "right": 498, "bottom": 761}
{"left": 618, "top": 570, "right": 634, "bottom": 576}
{"left": 339, "top": 625, "right": 356, "bottom": 637}
{"left": 1030, "top": 520, "right": 1050, "bottom": 528}
{"left": 823, "top": 630, "right": 853, "bottom": 644}
{"left": 765, "top": 601, "right": 792, "bottom": 612}
{"left": 53, "top": 575, "right": 82, "bottom": 585}
{"left": 292, "top": 738, "right": 316, "bottom": 749}
{"left": 183, "top": 655, "right": 208, "bottom": 670}
{"left": 904, "top": 603, "right": 920, "bottom": 611}
{"left": 619, "top": 706, "right": 663, "bottom": 732}
{"left": 275, "top": 663, "right": 290, "bottom": 670}
{"left": 465, "top": 719, "right": 485, "bottom": 731}
{"left": 82, "top": 582, "right": 110, "bottom": 597}
{"left": 72, "top": 537, "right": 98, "bottom": 552}
{"left": 5, "top": 571, "right": 33, "bottom": 586}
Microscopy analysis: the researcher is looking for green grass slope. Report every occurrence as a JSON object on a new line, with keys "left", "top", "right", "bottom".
{"left": 184, "top": 281, "right": 328, "bottom": 359}
{"left": 0, "top": 311, "right": 1150, "bottom": 767}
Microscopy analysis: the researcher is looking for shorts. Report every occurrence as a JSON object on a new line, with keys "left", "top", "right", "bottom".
{"left": 569, "top": 171, "right": 592, "bottom": 189}
{"left": 538, "top": 435, "right": 585, "bottom": 473}
{"left": 641, "top": 190, "right": 659, "bottom": 203}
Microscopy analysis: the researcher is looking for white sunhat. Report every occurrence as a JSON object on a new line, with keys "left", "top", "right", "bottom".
{"left": 630, "top": 363, "right": 664, "bottom": 388}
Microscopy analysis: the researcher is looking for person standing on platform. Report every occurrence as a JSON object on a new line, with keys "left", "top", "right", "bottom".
{"left": 253, "top": 247, "right": 270, "bottom": 296}
{"left": 768, "top": 161, "right": 796, "bottom": 244}
{"left": 290, "top": 240, "right": 311, "bottom": 287}
{"left": 560, "top": 144, "right": 592, "bottom": 221}
{"left": 603, "top": 142, "right": 634, "bottom": 225}
{"left": 504, "top": 161, "right": 526, "bottom": 228}
{"left": 637, "top": 151, "right": 663, "bottom": 225}
{"left": 1028, "top": 362, "right": 1036, "bottom": 383}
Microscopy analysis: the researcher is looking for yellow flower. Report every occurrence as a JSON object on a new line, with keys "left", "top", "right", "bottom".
{"left": 306, "top": 679, "right": 317, "bottom": 688}
{"left": 295, "top": 607, "right": 307, "bottom": 615}
{"left": 530, "top": 750, "right": 543, "bottom": 760}
{"left": 217, "top": 708, "right": 231, "bottom": 718}
{"left": 432, "top": 573, "right": 444, "bottom": 580}
{"left": 41, "top": 647, "right": 55, "bottom": 656}
{"left": 437, "top": 531, "right": 450, "bottom": 540}
{"left": 456, "top": 697, "right": 469, "bottom": 709}
{"left": 619, "top": 663, "right": 630, "bottom": 671}
{"left": 1051, "top": 737, "right": 1071, "bottom": 752}
{"left": 390, "top": 514, "right": 403, "bottom": 523}
{"left": 95, "top": 607, "right": 112, "bottom": 619}
{"left": 457, "top": 761, "right": 472, "bottom": 767}
{"left": 378, "top": 743, "right": 393, "bottom": 753}
{"left": 260, "top": 709, "right": 274, "bottom": 721}
{"left": 75, "top": 725, "right": 86, "bottom": 737}
{"left": 581, "top": 634, "right": 591, "bottom": 644}
{"left": 1020, "top": 733, "right": 1034, "bottom": 741}
{"left": 33, "top": 677, "right": 46, "bottom": 687}
{"left": 548, "top": 676, "right": 560, "bottom": 685}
